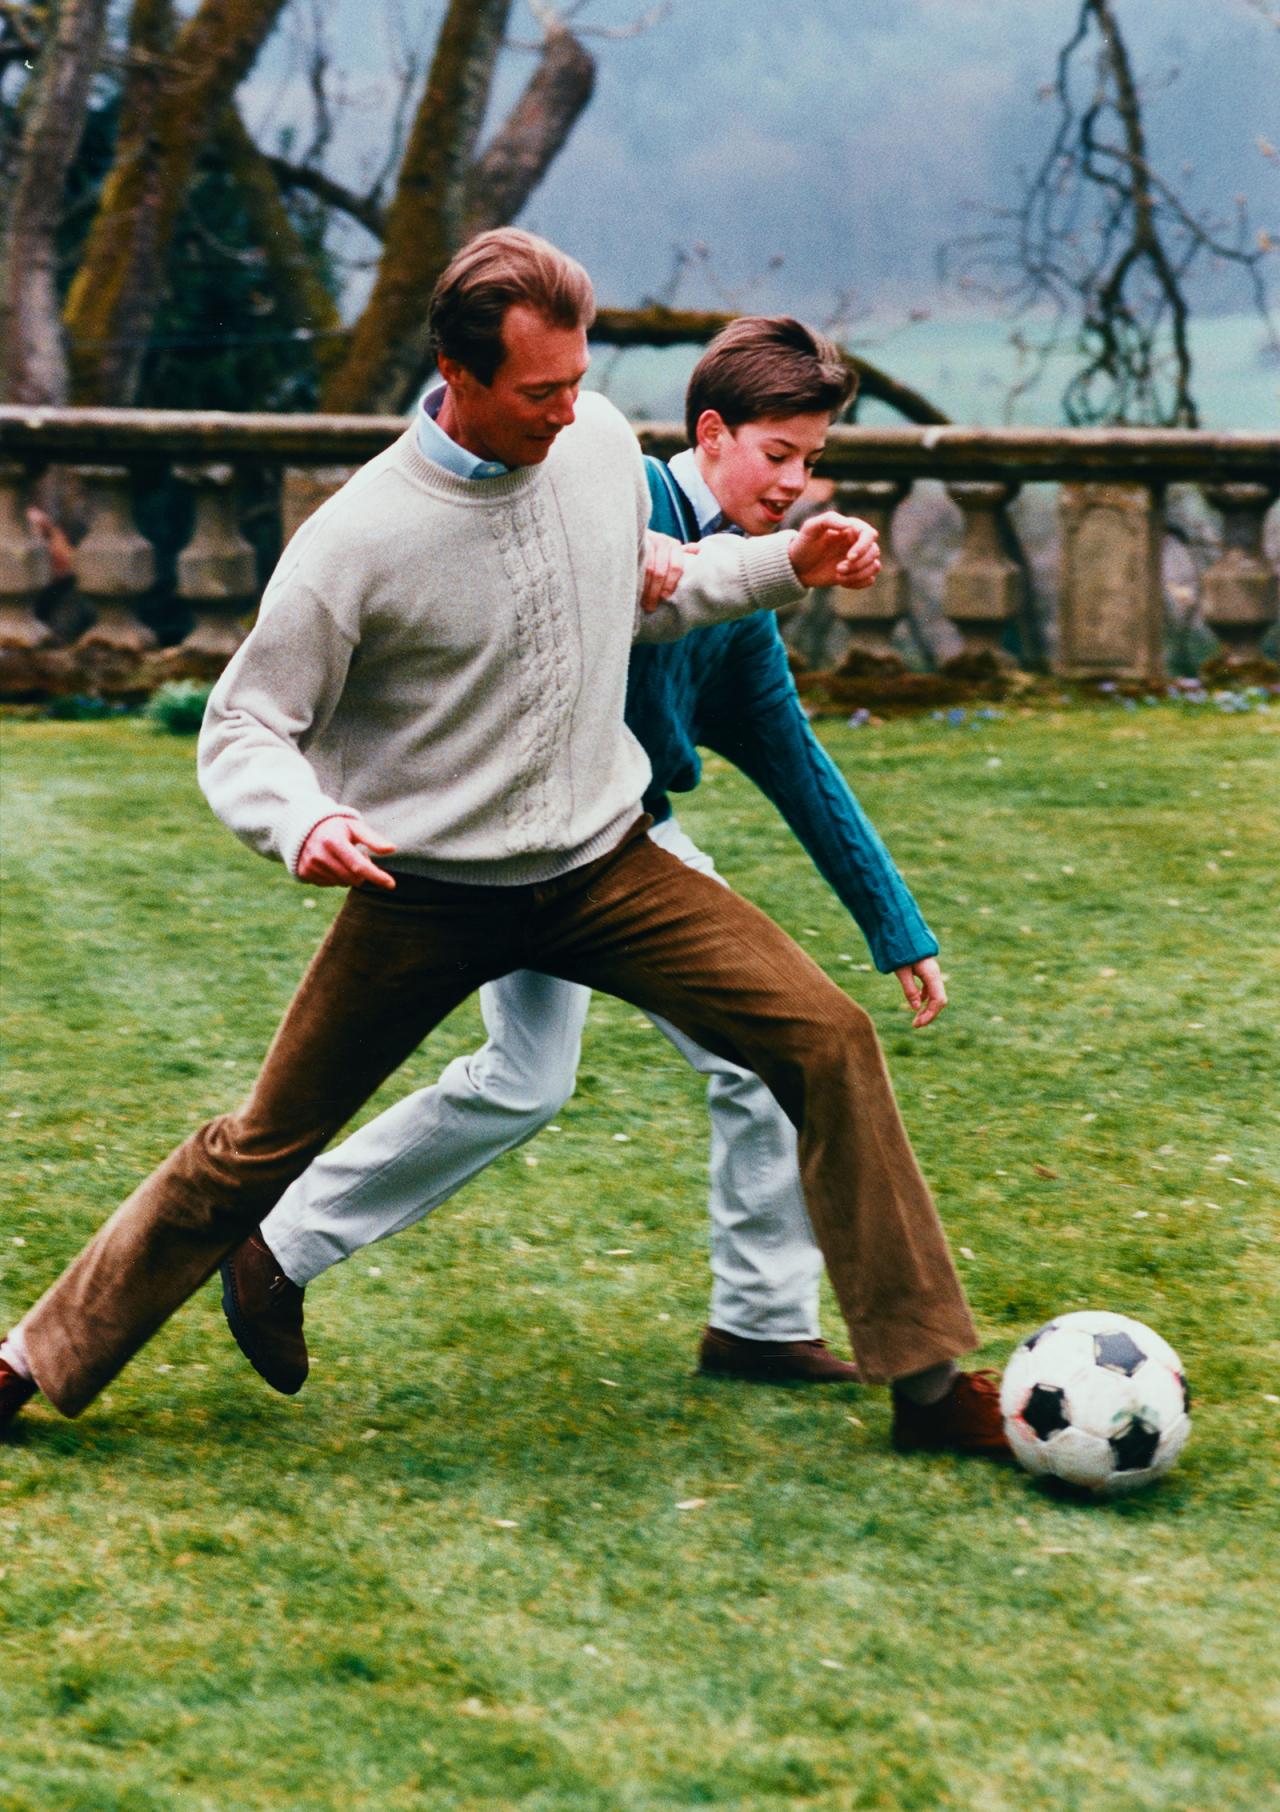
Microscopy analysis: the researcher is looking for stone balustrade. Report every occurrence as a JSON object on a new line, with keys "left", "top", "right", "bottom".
{"left": 0, "top": 406, "right": 1275, "bottom": 699}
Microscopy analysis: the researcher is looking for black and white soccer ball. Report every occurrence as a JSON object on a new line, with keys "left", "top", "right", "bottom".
{"left": 1000, "top": 1310, "right": 1190, "bottom": 1496}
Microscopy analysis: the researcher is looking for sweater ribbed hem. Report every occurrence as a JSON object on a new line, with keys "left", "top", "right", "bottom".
{"left": 386, "top": 803, "right": 643, "bottom": 887}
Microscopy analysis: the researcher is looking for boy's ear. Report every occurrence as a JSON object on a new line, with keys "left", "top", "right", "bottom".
{"left": 694, "top": 408, "right": 728, "bottom": 456}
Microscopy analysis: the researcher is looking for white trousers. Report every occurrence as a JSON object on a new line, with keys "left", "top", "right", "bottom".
{"left": 261, "top": 816, "right": 824, "bottom": 1341}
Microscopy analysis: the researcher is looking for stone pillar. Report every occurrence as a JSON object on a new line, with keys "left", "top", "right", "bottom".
{"left": 828, "top": 480, "right": 909, "bottom": 659}
{"left": 1057, "top": 482, "right": 1165, "bottom": 682}
{"left": 73, "top": 467, "right": 158, "bottom": 663}
{"left": 173, "top": 465, "right": 257, "bottom": 673}
{"left": 1200, "top": 484, "right": 1279, "bottom": 659}
{"left": 0, "top": 462, "right": 53, "bottom": 650}
{"left": 942, "top": 482, "right": 1021, "bottom": 659}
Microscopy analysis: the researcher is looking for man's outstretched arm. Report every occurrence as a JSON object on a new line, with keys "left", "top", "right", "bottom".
{"left": 633, "top": 513, "right": 880, "bottom": 643}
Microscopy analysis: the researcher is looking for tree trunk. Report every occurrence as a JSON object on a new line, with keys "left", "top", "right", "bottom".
{"left": 217, "top": 106, "right": 344, "bottom": 381}
{"left": 463, "top": 22, "right": 596, "bottom": 237}
{"left": 0, "top": 0, "right": 112, "bottom": 405}
{"left": 321, "top": 0, "right": 513, "bottom": 415}
{"left": 62, "top": 0, "right": 289, "bottom": 405}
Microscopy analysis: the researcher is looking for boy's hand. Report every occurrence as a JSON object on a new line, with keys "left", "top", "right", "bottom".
{"left": 895, "top": 957, "right": 947, "bottom": 1028}
{"left": 640, "top": 529, "right": 693, "bottom": 613}
{"left": 298, "top": 814, "right": 397, "bottom": 890}
{"left": 789, "top": 511, "right": 881, "bottom": 590}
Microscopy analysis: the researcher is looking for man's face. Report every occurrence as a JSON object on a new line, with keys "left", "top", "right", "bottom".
{"left": 440, "top": 303, "right": 590, "bottom": 468}
{"left": 693, "top": 410, "right": 832, "bottom": 536}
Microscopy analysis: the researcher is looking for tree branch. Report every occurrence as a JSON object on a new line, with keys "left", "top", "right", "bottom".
{"left": 590, "top": 306, "right": 950, "bottom": 424}
{"left": 267, "top": 154, "right": 387, "bottom": 238}
{"left": 464, "top": 17, "right": 595, "bottom": 237}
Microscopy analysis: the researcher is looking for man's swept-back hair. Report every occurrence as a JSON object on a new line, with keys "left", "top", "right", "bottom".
{"left": 429, "top": 228, "right": 596, "bottom": 386}
{"left": 684, "top": 315, "right": 856, "bottom": 444}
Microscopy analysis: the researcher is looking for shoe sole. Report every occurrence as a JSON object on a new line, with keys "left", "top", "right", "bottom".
{"left": 891, "top": 1431, "right": 1014, "bottom": 1460}
{"left": 219, "top": 1258, "right": 307, "bottom": 1396}
{"left": 698, "top": 1362, "right": 861, "bottom": 1386}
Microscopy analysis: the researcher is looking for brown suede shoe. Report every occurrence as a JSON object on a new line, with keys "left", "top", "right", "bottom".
{"left": 1, "top": 1350, "right": 36, "bottom": 1434}
{"left": 698, "top": 1325, "right": 861, "bottom": 1384}
{"left": 220, "top": 1231, "right": 308, "bottom": 1395}
{"left": 891, "top": 1368, "right": 1011, "bottom": 1459}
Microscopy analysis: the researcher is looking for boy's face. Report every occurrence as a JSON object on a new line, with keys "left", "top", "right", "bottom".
{"left": 693, "top": 410, "right": 831, "bottom": 537}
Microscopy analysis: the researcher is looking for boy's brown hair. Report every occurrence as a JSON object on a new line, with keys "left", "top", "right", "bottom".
{"left": 429, "top": 228, "right": 596, "bottom": 385}
{"left": 684, "top": 316, "right": 856, "bottom": 444}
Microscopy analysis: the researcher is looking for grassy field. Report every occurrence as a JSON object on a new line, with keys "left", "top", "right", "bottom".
{"left": 1, "top": 705, "right": 1277, "bottom": 1812}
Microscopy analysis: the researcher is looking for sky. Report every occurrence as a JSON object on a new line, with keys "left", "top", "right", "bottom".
{"left": 240, "top": 0, "right": 1280, "bottom": 422}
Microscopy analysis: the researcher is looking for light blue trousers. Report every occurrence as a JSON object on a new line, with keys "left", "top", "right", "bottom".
{"left": 260, "top": 816, "right": 825, "bottom": 1341}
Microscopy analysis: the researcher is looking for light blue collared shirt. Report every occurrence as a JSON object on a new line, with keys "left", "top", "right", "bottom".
{"left": 667, "top": 448, "right": 724, "bottom": 533}
{"left": 416, "top": 382, "right": 510, "bottom": 479}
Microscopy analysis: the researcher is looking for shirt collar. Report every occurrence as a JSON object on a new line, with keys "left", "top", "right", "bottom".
{"left": 416, "top": 382, "right": 510, "bottom": 480}
{"left": 667, "top": 448, "right": 726, "bottom": 534}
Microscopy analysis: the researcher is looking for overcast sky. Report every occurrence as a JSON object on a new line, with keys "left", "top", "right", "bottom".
{"left": 238, "top": 1, "right": 1279, "bottom": 422}
{"left": 244, "top": 0, "right": 1279, "bottom": 321}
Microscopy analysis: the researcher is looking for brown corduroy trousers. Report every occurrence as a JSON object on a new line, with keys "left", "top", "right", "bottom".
{"left": 23, "top": 820, "right": 978, "bottom": 1414}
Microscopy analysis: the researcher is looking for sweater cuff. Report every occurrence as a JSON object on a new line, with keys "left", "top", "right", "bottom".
{"left": 744, "top": 531, "right": 808, "bottom": 610}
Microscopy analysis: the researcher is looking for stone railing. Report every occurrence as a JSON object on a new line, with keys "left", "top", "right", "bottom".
{"left": 0, "top": 406, "right": 1276, "bottom": 699}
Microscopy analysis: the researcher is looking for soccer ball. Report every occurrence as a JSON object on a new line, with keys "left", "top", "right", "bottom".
{"left": 1000, "top": 1310, "right": 1190, "bottom": 1496}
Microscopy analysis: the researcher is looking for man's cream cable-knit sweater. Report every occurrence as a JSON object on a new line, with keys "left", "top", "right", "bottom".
{"left": 198, "top": 391, "right": 807, "bottom": 886}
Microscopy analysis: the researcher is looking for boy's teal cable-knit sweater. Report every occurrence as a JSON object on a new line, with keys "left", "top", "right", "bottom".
{"left": 626, "top": 456, "right": 937, "bottom": 975}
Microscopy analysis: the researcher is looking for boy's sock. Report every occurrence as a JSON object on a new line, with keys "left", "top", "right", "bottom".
{"left": 0, "top": 1325, "right": 33, "bottom": 1381}
{"left": 891, "top": 1360, "right": 957, "bottom": 1406}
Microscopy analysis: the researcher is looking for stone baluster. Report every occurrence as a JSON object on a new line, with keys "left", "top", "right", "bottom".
{"left": 827, "top": 480, "right": 909, "bottom": 660}
{"left": 0, "top": 462, "right": 53, "bottom": 650}
{"left": 1200, "top": 484, "right": 1279, "bottom": 661}
{"left": 941, "top": 482, "right": 1022, "bottom": 661}
{"left": 173, "top": 464, "right": 257, "bottom": 674}
{"left": 1057, "top": 482, "right": 1165, "bottom": 682}
{"left": 73, "top": 467, "right": 158, "bottom": 680}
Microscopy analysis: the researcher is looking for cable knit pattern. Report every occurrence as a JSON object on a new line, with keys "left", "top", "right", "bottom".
{"left": 198, "top": 392, "right": 808, "bottom": 885}
{"left": 491, "top": 492, "right": 575, "bottom": 854}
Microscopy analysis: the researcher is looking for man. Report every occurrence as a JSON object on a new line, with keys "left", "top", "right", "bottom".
{"left": 1, "top": 229, "right": 1004, "bottom": 1459}
{"left": 222, "top": 315, "right": 948, "bottom": 1394}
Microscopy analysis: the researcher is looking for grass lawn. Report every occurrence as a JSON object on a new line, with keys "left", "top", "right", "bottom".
{"left": 1, "top": 704, "right": 1277, "bottom": 1812}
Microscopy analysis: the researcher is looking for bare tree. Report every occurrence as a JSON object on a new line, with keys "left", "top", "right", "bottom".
{"left": 944, "top": 0, "right": 1278, "bottom": 425}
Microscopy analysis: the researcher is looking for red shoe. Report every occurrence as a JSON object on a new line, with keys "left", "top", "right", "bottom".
{"left": 1, "top": 1349, "right": 36, "bottom": 1435}
{"left": 698, "top": 1325, "right": 861, "bottom": 1384}
{"left": 891, "top": 1369, "right": 1011, "bottom": 1459}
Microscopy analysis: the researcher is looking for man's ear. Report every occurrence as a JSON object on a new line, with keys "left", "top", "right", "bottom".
{"left": 436, "top": 353, "right": 469, "bottom": 393}
{"left": 694, "top": 408, "right": 728, "bottom": 457}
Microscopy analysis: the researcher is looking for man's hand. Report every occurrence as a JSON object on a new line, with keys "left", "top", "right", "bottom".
{"left": 789, "top": 511, "right": 881, "bottom": 590}
{"left": 895, "top": 956, "right": 947, "bottom": 1029}
{"left": 298, "top": 814, "right": 397, "bottom": 890}
{"left": 640, "top": 528, "right": 693, "bottom": 613}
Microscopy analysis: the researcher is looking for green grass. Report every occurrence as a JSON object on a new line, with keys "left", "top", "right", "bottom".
{"left": 1, "top": 706, "right": 1278, "bottom": 1812}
